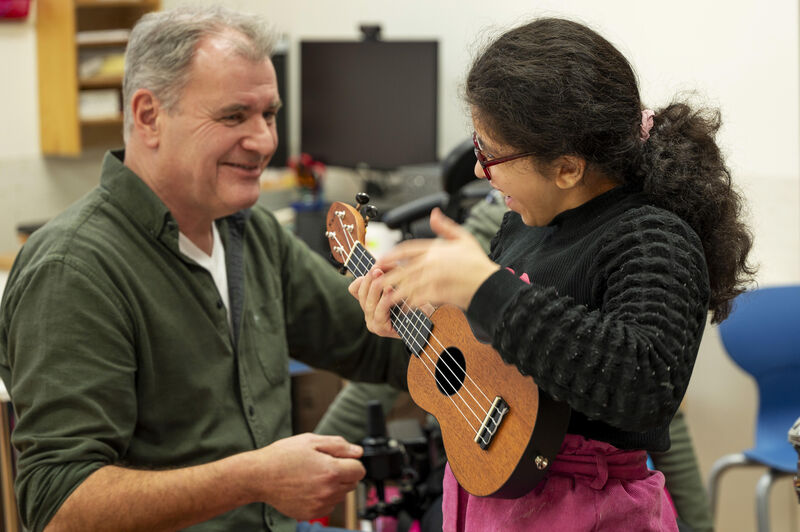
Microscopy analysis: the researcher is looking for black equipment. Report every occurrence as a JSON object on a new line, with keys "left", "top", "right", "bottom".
{"left": 359, "top": 401, "right": 444, "bottom": 532}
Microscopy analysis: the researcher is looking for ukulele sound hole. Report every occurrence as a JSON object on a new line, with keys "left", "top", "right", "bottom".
{"left": 435, "top": 347, "right": 466, "bottom": 396}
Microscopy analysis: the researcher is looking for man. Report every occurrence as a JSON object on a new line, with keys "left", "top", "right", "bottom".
{"left": 0, "top": 6, "right": 407, "bottom": 531}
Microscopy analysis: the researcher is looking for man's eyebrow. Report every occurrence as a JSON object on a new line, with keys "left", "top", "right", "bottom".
{"left": 219, "top": 100, "right": 283, "bottom": 115}
{"left": 219, "top": 103, "right": 251, "bottom": 115}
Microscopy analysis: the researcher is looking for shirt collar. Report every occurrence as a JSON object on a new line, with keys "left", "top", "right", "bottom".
{"left": 100, "top": 149, "right": 173, "bottom": 239}
{"left": 548, "top": 184, "right": 644, "bottom": 233}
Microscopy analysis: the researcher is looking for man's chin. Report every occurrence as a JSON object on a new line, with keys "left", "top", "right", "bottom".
{"left": 218, "top": 189, "right": 261, "bottom": 217}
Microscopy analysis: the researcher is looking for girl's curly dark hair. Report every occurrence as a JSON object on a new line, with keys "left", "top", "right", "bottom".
{"left": 466, "top": 17, "right": 755, "bottom": 322}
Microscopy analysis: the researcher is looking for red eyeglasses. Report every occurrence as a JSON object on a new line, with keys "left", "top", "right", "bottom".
{"left": 472, "top": 132, "right": 536, "bottom": 180}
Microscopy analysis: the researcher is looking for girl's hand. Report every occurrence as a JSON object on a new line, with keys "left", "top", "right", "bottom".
{"left": 375, "top": 208, "right": 500, "bottom": 310}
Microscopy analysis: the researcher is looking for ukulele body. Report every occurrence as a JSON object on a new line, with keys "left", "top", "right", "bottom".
{"left": 408, "top": 304, "right": 570, "bottom": 498}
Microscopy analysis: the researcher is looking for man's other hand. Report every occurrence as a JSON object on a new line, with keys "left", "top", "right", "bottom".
{"left": 251, "top": 433, "right": 365, "bottom": 521}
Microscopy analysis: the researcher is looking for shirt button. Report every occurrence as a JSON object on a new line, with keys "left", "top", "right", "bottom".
{"left": 216, "top": 299, "right": 224, "bottom": 309}
{"left": 248, "top": 405, "right": 255, "bottom": 417}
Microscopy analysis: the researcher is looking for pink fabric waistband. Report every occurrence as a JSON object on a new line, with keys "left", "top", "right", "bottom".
{"left": 546, "top": 434, "right": 650, "bottom": 489}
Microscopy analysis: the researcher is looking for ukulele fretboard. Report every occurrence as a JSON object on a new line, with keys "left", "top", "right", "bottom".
{"left": 345, "top": 242, "right": 432, "bottom": 356}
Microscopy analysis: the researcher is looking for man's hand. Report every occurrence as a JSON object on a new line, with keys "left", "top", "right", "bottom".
{"left": 43, "top": 433, "right": 365, "bottom": 531}
{"left": 253, "top": 433, "right": 365, "bottom": 521}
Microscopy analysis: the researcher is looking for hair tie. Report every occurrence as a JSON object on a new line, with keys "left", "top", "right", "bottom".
{"left": 640, "top": 109, "right": 655, "bottom": 142}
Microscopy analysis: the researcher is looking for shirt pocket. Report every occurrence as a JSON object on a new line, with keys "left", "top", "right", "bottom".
{"left": 244, "top": 298, "right": 289, "bottom": 386}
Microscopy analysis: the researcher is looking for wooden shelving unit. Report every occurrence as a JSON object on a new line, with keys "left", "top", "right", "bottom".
{"left": 36, "top": 0, "right": 161, "bottom": 156}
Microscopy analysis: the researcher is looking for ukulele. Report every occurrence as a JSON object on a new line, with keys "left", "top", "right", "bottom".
{"left": 326, "top": 196, "right": 570, "bottom": 498}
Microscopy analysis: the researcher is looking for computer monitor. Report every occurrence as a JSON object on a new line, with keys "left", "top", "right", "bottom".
{"left": 300, "top": 39, "right": 438, "bottom": 170}
{"left": 268, "top": 48, "right": 288, "bottom": 168}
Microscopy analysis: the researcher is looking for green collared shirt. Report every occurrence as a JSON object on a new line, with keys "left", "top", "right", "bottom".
{"left": 0, "top": 151, "right": 408, "bottom": 531}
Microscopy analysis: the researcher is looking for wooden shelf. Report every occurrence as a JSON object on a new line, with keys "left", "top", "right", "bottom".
{"left": 78, "top": 38, "right": 128, "bottom": 48}
{"left": 37, "top": 0, "right": 160, "bottom": 156}
{"left": 79, "top": 75, "right": 123, "bottom": 89}
{"left": 76, "top": 0, "right": 158, "bottom": 8}
{"left": 81, "top": 115, "right": 124, "bottom": 127}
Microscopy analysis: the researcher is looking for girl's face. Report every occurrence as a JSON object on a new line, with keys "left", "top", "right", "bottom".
{"left": 471, "top": 122, "right": 568, "bottom": 227}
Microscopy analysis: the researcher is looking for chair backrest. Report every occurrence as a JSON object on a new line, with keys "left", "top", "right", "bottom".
{"left": 718, "top": 284, "right": 800, "bottom": 469}
{"left": 718, "top": 285, "right": 800, "bottom": 377}
{"left": 439, "top": 138, "right": 490, "bottom": 222}
{"left": 440, "top": 137, "right": 478, "bottom": 197}
{"left": 382, "top": 138, "right": 486, "bottom": 238}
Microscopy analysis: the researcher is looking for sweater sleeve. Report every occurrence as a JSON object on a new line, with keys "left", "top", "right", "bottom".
{"left": 468, "top": 208, "right": 709, "bottom": 432}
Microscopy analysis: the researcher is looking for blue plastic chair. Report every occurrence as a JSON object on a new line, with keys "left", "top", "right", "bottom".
{"left": 707, "top": 285, "right": 800, "bottom": 532}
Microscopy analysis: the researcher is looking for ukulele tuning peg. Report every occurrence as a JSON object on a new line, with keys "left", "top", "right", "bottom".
{"left": 327, "top": 252, "right": 350, "bottom": 276}
{"left": 355, "top": 192, "right": 370, "bottom": 207}
{"left": 363, "top": 205, "right": 379, "bottom": 222}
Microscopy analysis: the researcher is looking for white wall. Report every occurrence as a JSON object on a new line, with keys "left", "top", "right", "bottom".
{"left": 1, "top": 1, "right": 799, "bottom": 530}
{"left": 0, "top": 9, "right": 38, "bottom": 160}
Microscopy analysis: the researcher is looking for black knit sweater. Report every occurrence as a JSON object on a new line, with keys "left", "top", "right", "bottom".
{"left": 465, "top": 185, "right": 710, "bottom": 452}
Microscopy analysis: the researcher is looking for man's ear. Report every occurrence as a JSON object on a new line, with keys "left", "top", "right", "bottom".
{"left": 553, "top": 155, "right": 587, "bottom": 190}
{"left": 130, "top": 88, "right": 162, "bottom": 148}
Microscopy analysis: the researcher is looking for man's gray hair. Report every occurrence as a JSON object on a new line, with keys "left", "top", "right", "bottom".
{"left": 122, "top": 5, "right": 275, "bottom": 142}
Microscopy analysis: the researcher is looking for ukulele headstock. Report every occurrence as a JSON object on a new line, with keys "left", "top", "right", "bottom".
{"left": 326, "top": 193, "right": 378, "bottom": 267}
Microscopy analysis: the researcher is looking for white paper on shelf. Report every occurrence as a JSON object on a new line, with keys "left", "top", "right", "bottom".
{"left": 76, "top": 29, "right": 131, "bottom": 45}
{"left": 79, "top": 89, "right": 121, "bottom": 120}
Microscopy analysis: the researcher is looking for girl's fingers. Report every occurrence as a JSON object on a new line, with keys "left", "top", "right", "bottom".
{"left": 375, "top": 240, "right": 434, "bottom": 270}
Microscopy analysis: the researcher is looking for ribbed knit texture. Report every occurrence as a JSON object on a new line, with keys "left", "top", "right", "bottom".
{"left": 465, "top": 186, "right": 709, "bottom": 452}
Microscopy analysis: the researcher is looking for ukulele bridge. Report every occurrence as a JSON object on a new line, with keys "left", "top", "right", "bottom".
{"left": 475, "top": 396, "right": 509, "bottom": 450}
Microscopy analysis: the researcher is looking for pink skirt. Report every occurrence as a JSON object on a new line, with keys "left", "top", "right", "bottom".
{"left": 442, "top": 434, "right": 678, "bottom": 532}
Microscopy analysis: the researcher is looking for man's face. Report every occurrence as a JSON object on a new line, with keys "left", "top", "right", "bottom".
{"left": 156, "top": 34, "right": 280, "bottom": 221}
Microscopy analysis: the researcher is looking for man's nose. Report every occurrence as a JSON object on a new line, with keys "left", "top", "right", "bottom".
{"left": 243, "top": 116, "right": 277, "bottom": 157}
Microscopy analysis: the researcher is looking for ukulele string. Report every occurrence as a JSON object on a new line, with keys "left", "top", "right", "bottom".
{"left": 336, "top": 219, "right": 504, "bottom": 439}
{"left": 332, "top": 220, "right": 476, "bottom": 421}
{"left": 334, "top": 227, "right": 468, "bottom": 407}
{"left": 332, "top": 213, "right": 502, "bottom": 441}
{"left": 333, "top": 217, "right": 497, "bottom": 425}
{"left": 344, "top": 248, "right": 490, "bottom": 440}
{"left": 331, "top": 219, "right": 492, "bottom": 437}
{"left": 391, "top": 297, "right": 502, "bottom": 435}
{"left": 395, "top": 298, "right": 497, "bottom": 406}
{"left": 339, "top": 228, "right": 500, "bottom": 439}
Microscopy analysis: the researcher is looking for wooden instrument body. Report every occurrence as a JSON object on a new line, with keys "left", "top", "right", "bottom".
{"left": 409, "top": 304, "right": 569, "bottom": 498}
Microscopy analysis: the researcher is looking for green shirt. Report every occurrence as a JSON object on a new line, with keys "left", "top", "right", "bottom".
{"left": 0, "top": 151, "right": 408, "bottom": 532}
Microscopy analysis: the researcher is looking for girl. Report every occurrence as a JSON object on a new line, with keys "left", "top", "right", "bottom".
{"left": 350, "top": 17, "right": 754, "bottom": 531}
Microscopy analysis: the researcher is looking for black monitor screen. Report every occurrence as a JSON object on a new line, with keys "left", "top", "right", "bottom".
{"left": 301, "top": 40, "right": 438, "bottom": 169}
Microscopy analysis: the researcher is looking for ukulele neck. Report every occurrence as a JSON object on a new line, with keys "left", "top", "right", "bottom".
{"left": 345, "top": 242, "right": 432, "bottom": 356}
{"left": 344, "top": 241, "right": 375, "bottom": 279}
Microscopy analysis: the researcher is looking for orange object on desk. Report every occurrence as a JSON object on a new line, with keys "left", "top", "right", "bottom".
{"left": 0, "top": 251, "right": 17, "bottom": 272}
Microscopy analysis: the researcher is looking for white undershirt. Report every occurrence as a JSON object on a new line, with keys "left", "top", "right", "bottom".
{"left": 178, "top": 224, "right": 231, "bottom": 330}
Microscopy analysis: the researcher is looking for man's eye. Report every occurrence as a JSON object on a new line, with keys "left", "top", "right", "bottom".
{"left": 262, "top": 110, "right": 276, "bottom": 122}
{"left": 222, "top": 113, "right": 244, "bottom": 123}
